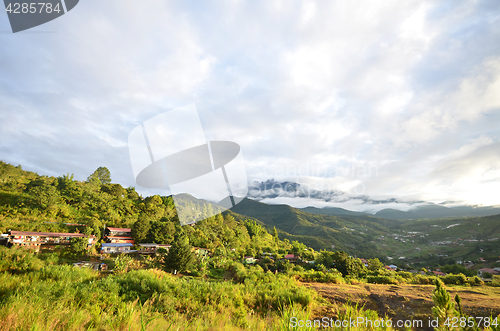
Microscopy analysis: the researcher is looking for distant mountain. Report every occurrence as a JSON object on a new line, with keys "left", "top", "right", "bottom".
{"left": 300, "top": 206, "right": 371, "bottom": 217}
{"left": 248, "top": 179, "right": 500, "bottom": 220}
{"left": 226, "top": 197, "right": 404, "bottom": 256}
{"left": 248, "top": 179, "right": 343, "bottom": 201}
{"left": 375, "top": 204, "right": 500, "bottom": 220}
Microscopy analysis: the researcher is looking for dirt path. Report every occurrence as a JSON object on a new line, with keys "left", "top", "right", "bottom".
{"left": 304, "top": 282, "right": 500, "bottom": 330}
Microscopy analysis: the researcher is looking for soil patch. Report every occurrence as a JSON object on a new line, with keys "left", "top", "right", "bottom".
{"left": 304, "top": 283, "right": 500, "bottom": 330}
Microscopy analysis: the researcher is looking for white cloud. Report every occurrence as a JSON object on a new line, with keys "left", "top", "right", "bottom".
{"left": 0, "top": 0, "right": 499, "bottom": 209}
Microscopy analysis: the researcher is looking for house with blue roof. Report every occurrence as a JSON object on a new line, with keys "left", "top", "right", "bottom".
{"left": 100, "top": 243, "right": 136, "bottom": 254}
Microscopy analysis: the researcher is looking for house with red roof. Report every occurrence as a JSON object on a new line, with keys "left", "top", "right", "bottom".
{"left": 478, "top": 268, "right": 500, "bottom": 278}
{"left": 284, "top": 254, "right": 299, "bottom": 263}
{"left": 104, "top": 227, "right": 134, "bottom": 244}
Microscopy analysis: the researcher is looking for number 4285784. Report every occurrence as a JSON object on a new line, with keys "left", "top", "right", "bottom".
{"left": 444, "top": 316, "right": 498, "bottom": 328}
{"left": 6, "top": 3, "right": 62, "bottom": 14}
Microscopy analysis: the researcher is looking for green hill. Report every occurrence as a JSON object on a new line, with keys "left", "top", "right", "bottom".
{"left": 227, "top": 198, "right": 406, "bottom": 257}
{"left": 2, "top": 160, "right": 499, "bottom": 264}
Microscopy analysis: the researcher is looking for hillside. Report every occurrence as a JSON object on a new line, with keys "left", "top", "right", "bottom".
{"left": 227, "top": 198, "right": 406, "bottom": 257}
{"left": 300, "top": 206, "right": 371, "bottom": 217}
{"left": 227, "top": 198, "right": 500, "bottom": 265}
{"left": 375, "top": 204, "right": 500, "bottom": 219}
{"left": 0, "top": 161, "right": 310, "bottom": 258}
{"left": 2, "top": 160, "right": 499, "bottom": 265}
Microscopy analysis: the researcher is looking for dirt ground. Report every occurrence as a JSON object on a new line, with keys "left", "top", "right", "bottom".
{"left": 304, "top": 282, "right": 500, "bottom": 330}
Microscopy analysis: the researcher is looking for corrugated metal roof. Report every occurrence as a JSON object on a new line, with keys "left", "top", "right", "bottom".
{"left": 9, "top": 231, "right": 93, "bottom": 238}
{"left": 101, "top": 243, "right": 133, "bottom": 247}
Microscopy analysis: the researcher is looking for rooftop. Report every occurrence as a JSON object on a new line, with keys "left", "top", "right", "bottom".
{"left": 9, "top": 231, "right": 93, "bottom": 238}
{"left": 101, "top": 243, "right": 133, "bottom": 247}
{"left": 106, "top": 227, "right": 131, "bottom": 232}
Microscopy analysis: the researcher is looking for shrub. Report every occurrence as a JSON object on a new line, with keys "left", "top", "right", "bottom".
{"left": 442, "top": 273, "right": 467, "bottom": 285}
{"left": 411, "top": 274, "right": 436, "bottom": 285}
{"left": 467, "top": 276, "right": 484, "bottom": 286}
{"left": 293, "top": 270, "right": 344, "bottom": 284}
{"left": 366, "top": 275, "right": 398, "bottom": 285}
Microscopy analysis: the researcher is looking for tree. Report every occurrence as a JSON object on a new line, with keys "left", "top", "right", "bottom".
{"left": 87, "top": 166, "right": 111, "bottom": 184}
{"left": 101, "top": 183, "right": 126, "bottom": 198}
{"left": 367, "top": 258, "right": 384, "bottom": 272}
{"left": 114, "top": 254, "right": 133, "bottom": 274}
{"left": 330, "top": 251, "right": 366, "bottom": 277}
{"left": 147, "top": 218, "right": 176, "bottom": 244}
{"left": 70, "top": 236, "right": 89, "bottom": 255}
{"left": 315, "top": 250, "right": 336, "bottom": 268}
{"left": 132, "top": 215, "right": 151, "bottom": 243}
{"left": 291, "top": 240, "right": 307, "bottom": 257}
{"left": 163, "top": 235, "right": 195, "bottom": 273}
{"left": 244, "top": 219, "right": 263, "bottom": 238}
{"left": 431, "top": 279, "right": 458, "bottom": 331}
{"left": 273, "top": 226, "right": 279, "bottom": 242}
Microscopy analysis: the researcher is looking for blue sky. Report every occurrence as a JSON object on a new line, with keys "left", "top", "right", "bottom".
{"left": 0, "top": 0, "right": 499, "bottom": 211}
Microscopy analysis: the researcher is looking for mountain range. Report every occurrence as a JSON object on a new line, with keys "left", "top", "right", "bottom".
{"left": 248, "top": 179, "right": 500, "bottom": 220}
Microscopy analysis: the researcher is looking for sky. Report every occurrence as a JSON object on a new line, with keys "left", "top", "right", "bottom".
{"left": 0, "top": 0, "right": 499, "bottom": 212}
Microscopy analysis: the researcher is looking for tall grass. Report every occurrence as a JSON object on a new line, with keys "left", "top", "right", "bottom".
{"left": 0, "top": 247, "right": 320, "bottom": 330}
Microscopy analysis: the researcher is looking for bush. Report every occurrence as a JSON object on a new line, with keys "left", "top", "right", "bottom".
{"left": 442, "top": 273, "right": 467, "bottom": 285}
{"left": 293, "top": 270, "right": 344, "bottom": 284}
{"left": 489, "top": 275, "right": 500, "bottom": 287}
{"left": 467, "top": 276, "right": 484, "bottom": 286}
{"left": 411, "top": 274, "right": 437, "bottom": 285}
{"left": 0, "top": 246, "right": 44, "bottom": 273}
{"left": 366, "top": 275, "right": 399, "bottom": 285}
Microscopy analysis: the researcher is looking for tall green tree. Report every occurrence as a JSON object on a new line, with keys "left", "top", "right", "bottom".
{"left": 163, "top": 235, "right": 195, "bottom": 273}
{"left": 367, "top": 258, "right": 384, "bottom": 271}
{"left": 273, "top": 226, "right": 279, "bottom": 242}
{"left": 87, "top": 166, "right": 111, "bottom": 184}
{"left": 244, "top": 219, "right": 263, "bottom": 238}
{"left": 330, "top": 251, "right": 366, "bottom": 277}
{"left": 70, "top": 236, "right": 89, "bottom": 255}
{"left": 431, "top": 279, "right": 459, "bottom": 331}
{"left": 132, "top": 215, "right": 151, "bottom": 243}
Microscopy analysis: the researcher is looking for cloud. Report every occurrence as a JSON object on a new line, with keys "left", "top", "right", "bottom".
{"left": 0, "top": 0, "right": 499, "bottom": 209}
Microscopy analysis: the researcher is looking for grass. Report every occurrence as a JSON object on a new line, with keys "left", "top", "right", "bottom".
{"left": 0, "top": 247, "right": 321, "bottom": 330}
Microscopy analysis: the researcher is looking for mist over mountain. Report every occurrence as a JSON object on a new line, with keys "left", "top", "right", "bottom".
{"left": 247, "top": 180, "right": 500, "bottom": 219}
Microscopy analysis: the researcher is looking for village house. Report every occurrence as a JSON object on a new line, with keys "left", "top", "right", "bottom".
{"left": 137, "top": 243, "right": 172, "bottom": 255}
{"left": 478, "top": 268, "right": 500, "bottom": 278}
{"left": 103, "top": 227, "right": 134, "bottom": 244}
{"left": 100, "top": 243, "right": 135, "bottom": 254}
{"left": 284, "top": 254, "right": 299, "bottom": 263}
{"left": 4, "top": 230, "right": 95, "bottom": 252}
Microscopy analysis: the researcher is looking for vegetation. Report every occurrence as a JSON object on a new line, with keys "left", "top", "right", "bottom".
{"left": 1, "top": 161, "right": 500, "bottom": 329}
{"left": 162, "top": 235, "right": 195, "bottom": 273}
